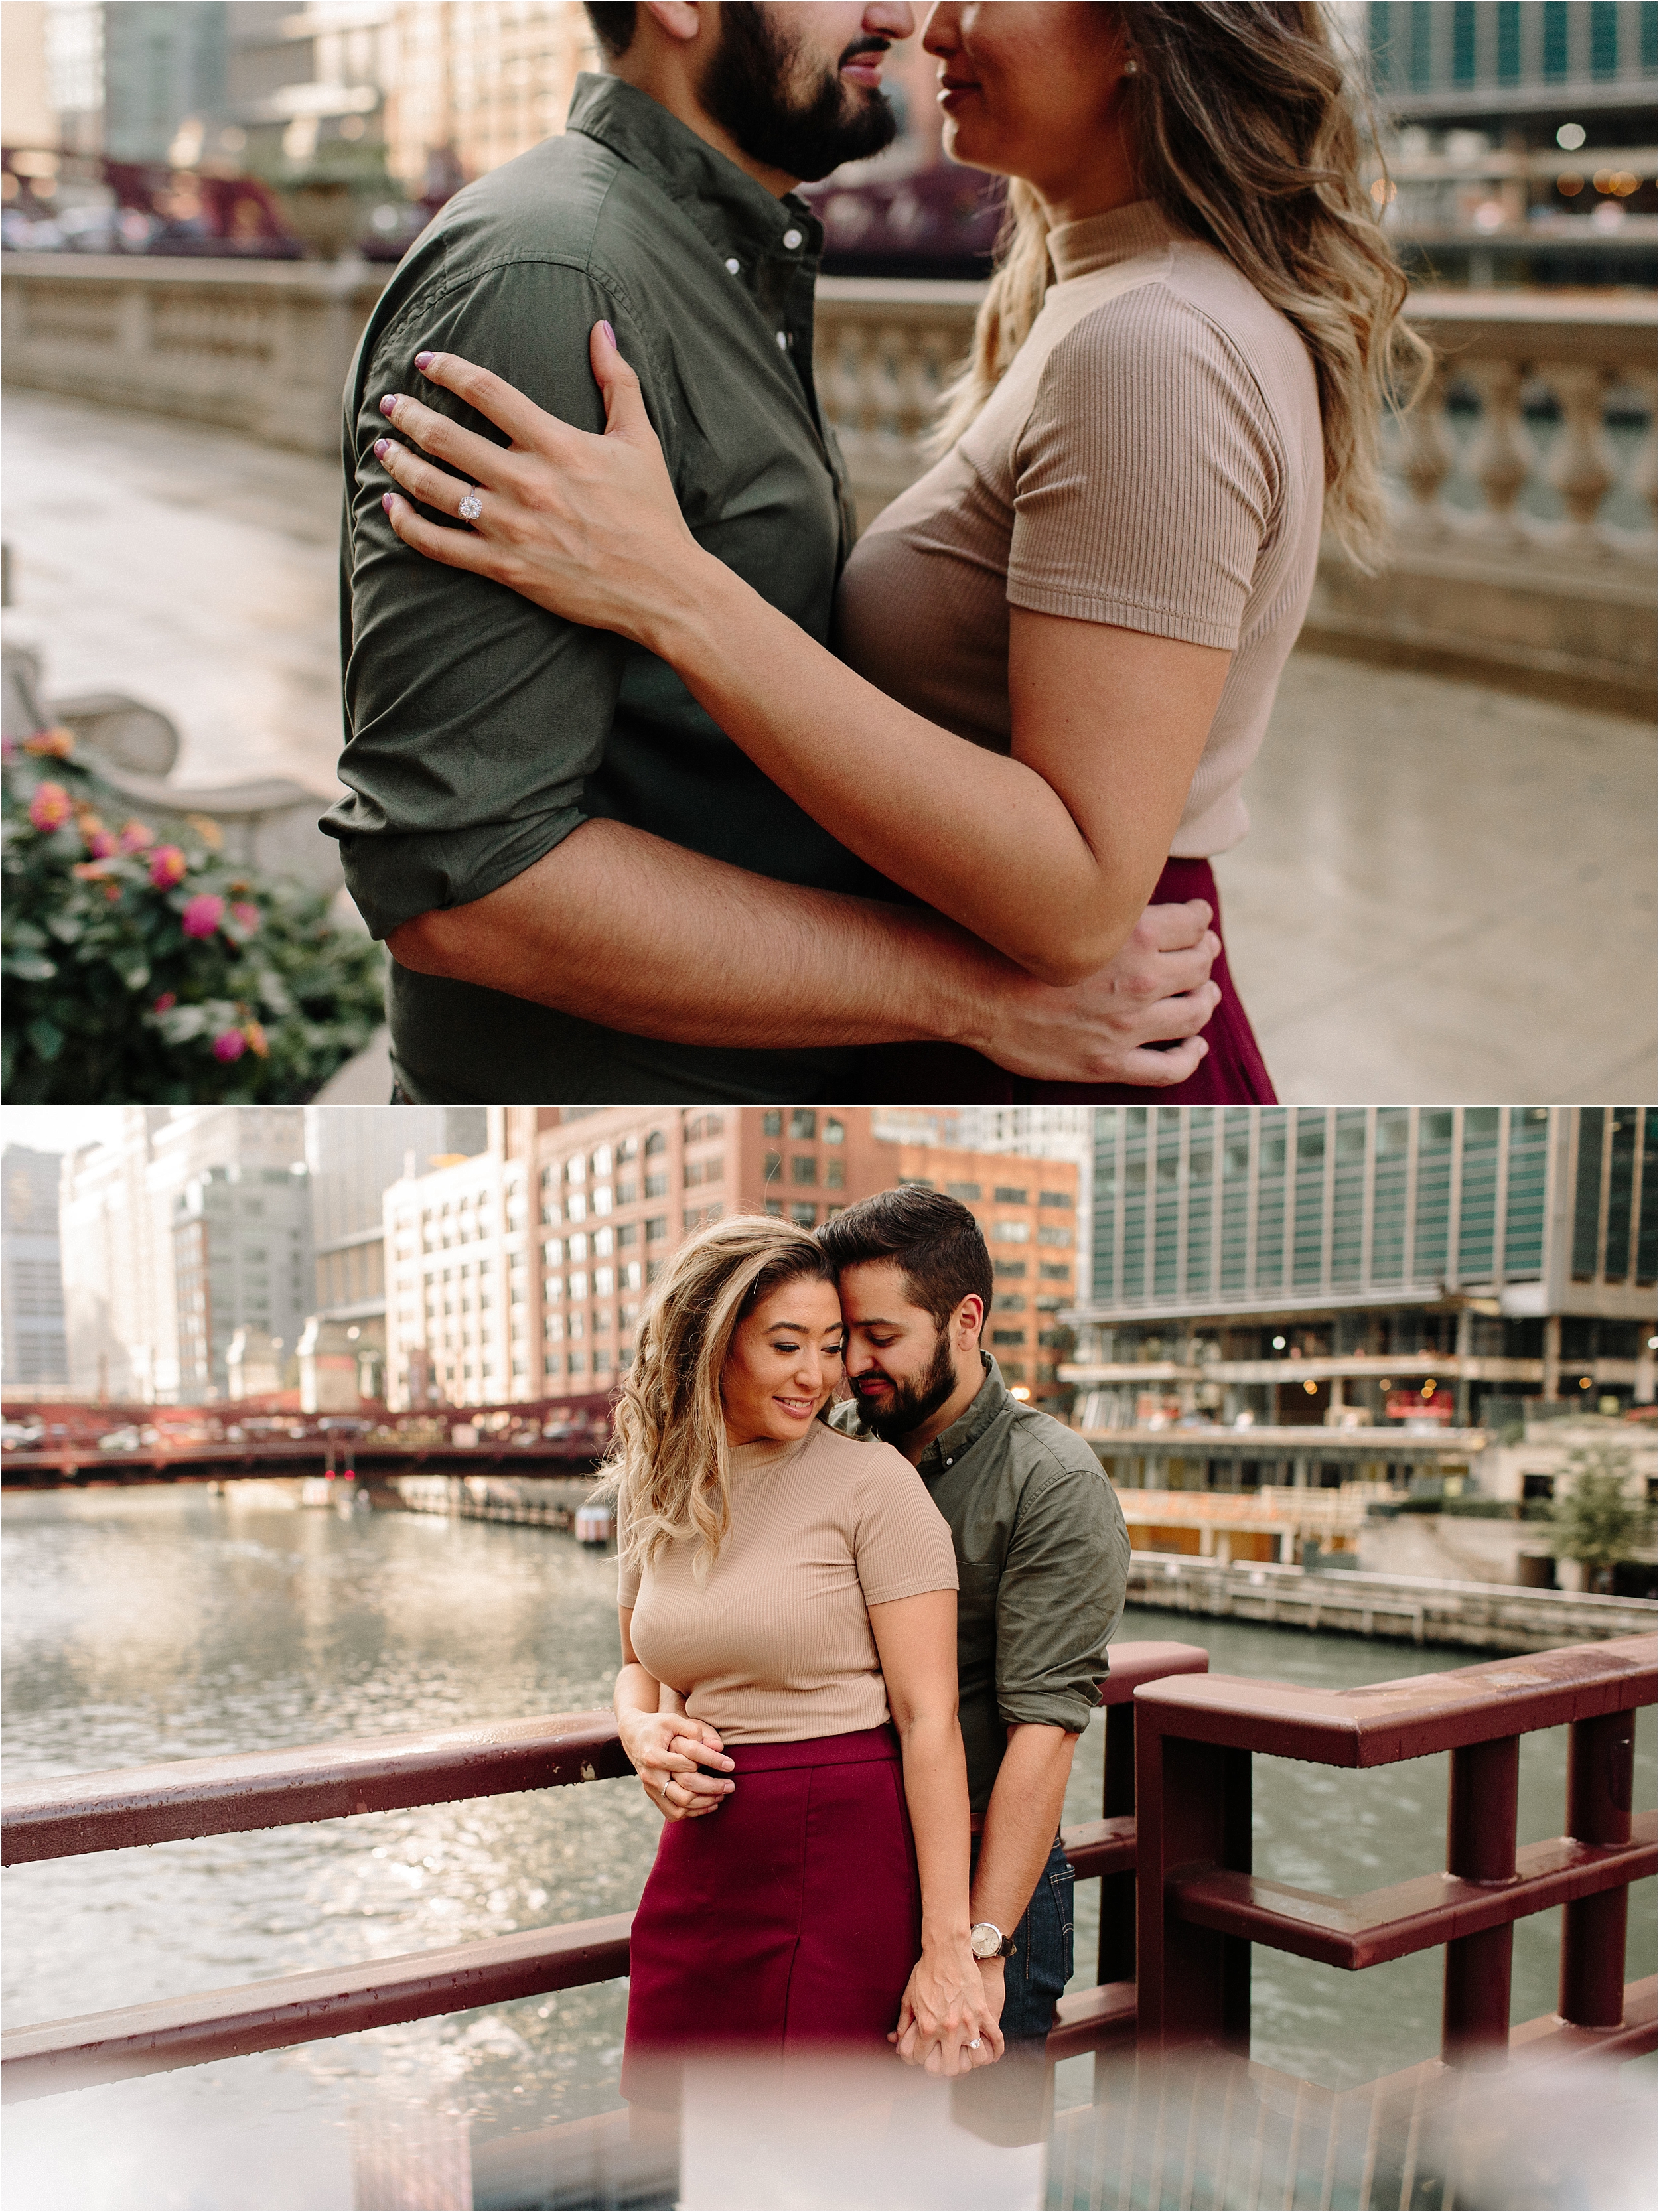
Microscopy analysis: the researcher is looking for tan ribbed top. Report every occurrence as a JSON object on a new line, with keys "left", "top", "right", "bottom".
{"left": 617, "top": 1418, "right": 958, "bottom": 1744}
{"left": 836, "top": 201, "right": 1324, "bottom": 857}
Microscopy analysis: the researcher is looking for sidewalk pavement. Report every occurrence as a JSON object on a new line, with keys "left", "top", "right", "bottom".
{"left": 5, "top": 389, "right": 1652, "bottom": 1105}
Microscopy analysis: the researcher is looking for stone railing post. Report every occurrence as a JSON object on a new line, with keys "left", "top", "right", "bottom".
{"left": 1545, "top": 361, "right": 1620, "bottom": 555}
{"left": 1394, "top": 357, "right": 1457, "bottom": 536}
{"left": 1463, "top": 357, "right": 1534, "bottom": 548}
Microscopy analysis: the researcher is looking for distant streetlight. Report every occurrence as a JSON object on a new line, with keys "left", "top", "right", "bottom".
{"left": 1557, "top": 121, "right": 1587, "bottom": 150}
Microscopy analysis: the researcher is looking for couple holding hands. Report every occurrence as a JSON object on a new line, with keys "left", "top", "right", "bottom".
{"left": 601, "top": 1186, "right": 1128, "bottom": 2122}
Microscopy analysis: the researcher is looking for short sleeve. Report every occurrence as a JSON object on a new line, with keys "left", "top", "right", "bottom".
{"left": 995, "top": 1454, "right": 1129, "bottom": 1734}
{"left": 853, "top": 1443, "right": 959, "bottom": 1608}
{"left": 1006, "top": 291, "right": 1282, "bottom": 651}
{"left": 325, "top": 260, "right": 654, "bottom": 937}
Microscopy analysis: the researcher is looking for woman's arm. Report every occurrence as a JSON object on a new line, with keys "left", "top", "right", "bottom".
{"left": 867, "top": 1590, "right": 1003, "bottom": 2075}
{"left": 615, "top": 1608, "right": 735, "bottom": 1822}
{"left": 374, "top": 338, "right": 1230, "bottom": 987}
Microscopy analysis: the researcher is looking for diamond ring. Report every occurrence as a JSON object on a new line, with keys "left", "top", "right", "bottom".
{"left": 458, "top": 491, "right": 483, "bottom": 522}
{"left": 968, "top": 2038, "right": 981, "bottom": 2050}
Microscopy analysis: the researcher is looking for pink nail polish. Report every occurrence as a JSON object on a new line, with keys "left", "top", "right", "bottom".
{"left": 382, "top": 492, "right": 393, "bottom": 513}
{"left": 599, "top": 320, "right": 616, "bottom": 347}
{"left": 373, "top": 437, "right": 390, "bottom": 458}
{"left": 379, "top": 395, "right": 399, "bottom": 418}
{"left": 414, "top": 350, "right": 435, "bottom": 370}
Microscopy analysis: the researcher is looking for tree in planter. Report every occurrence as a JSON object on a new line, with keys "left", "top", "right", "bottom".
{"left": 1549, "top": 1444, "right": 1650, "bottom": 1594}
{"left": 3, "top": 729, "right": 386, "bottom": 1103}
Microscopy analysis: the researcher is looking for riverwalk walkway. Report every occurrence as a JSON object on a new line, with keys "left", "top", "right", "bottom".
{"left": 4, "top": 387, "right": 1652, "bottom": 1104}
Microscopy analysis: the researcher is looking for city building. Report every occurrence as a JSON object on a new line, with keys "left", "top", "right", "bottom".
{"left": 1065, "top": 1104, "right": 1656, "bottom": 1493}
{"left": 100, "top": 0, "right": 232, "bottom": 163}
{"left": 60, "top": 1107, "right": 306, "bottom": 1401}
{"left": 1366, "top": 0, "right": 1658, "bottom": 285}
{"left": 1, "top": 1146, "right": 68, "bottom": 1388}
{"left": 305, "top": 1102, "right": 486, "bottom": 1393}
{"left": 171, "top": 1160, "right": 313, "bottom": 1399}
{"left": 384, "top": 1107, "right": 1080, "bottom": 1414}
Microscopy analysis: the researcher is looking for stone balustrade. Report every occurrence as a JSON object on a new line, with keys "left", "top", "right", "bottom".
{"left": 4, "top": 254, "right": 1653, "bottom": 709}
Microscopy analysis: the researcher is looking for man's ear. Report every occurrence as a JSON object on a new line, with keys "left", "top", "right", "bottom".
{"left": 642, "top": 1, "right": 705, "bottom": 42}
{"left": 957, "top": 1295, "right": 986, "bottom": 1345}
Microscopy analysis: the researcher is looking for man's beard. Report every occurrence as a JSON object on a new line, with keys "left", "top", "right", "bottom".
{"left": 853, "top": 1326, "right": 959, "bottom": 1444}
{"left": 700, "top": 4, "right": 899, "bottom": 184}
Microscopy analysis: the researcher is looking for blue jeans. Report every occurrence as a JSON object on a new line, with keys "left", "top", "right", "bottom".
{"left": 990, "top": 1834, "right": 1075, "bottom": 2039}
{"left": 953, "top": 1836, "right": 1074, "bottom": 2145}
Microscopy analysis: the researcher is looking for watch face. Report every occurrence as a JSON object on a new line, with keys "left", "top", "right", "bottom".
{"left": 970, "top": 1924, "right": 1002, "bottom": 1959}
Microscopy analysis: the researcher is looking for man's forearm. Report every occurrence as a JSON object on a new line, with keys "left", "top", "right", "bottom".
{"left": 387, "top": 815, "right": 997, "bottom": 1051}
{"left": 970, "top": 1724, "right": 1079, "bottom": 1942}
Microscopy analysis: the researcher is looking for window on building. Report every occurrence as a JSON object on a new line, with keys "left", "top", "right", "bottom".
{"left": 593, "top": 1348, "right": 611, "bottom": 1374}
{"left": 645, "top": 1129, "right": 667, "bottom": 1156}
{"left": 644, "top": 1172, "right": 668, "bottom": 1199}
{"left": 622, "top": 1260, "right": 642, "bottom": 1291}
{"left": 764, "top": 1198, "right": 784, "bottom": 1217}
{"left": 994, "top": 1186, "right": 1028, "bottom": 1205}
{"left": 567, "top": 1350, "right": 585, "bottom": 1375}
{"left": 792, "top": 1156, "right": 818, "bottom": 1186}
{"left": 992, "top": 1329, "right": 1026, "bottom": 1347}
{"left": 994, "top": 1294, "right": 1027, "bottom": 1313}
{"left": 790, "top": 1202, "right": 816, "bottom": 1226}
{"left": 824, "top": 1117, "right": 845, "bottom": 1144}
{"left": 824, "top": 1158, "right": 845, "bottom": 1189}
{"left": 615, "top": 1221, "right": 637, "bottom": 1247}
{"left": 899, "top": 1176, "right": 935, "bottom": 1191}
{"left": 763, "top": 1150, "right": 783, "bottom": 1184}
{"left": 565, "top": 1154, "right": 586, "bottom": 1184}
{"left": 946, "top": 1181, "right": 981, "bottom": 1201}
{"left": 1037, "top": 1225, "right": 1071, "bottom": 1247}
{"left": 995, "top": 1220, "right": 1030, "bottom": 1243}
{"left": 614, "top": 1179, "right": 636, "bottom": 1206}
{"left": 1039, "top": 1261, "right": 1070, "bottom": 1281}
{"left": 1038, "top": 1191, "right": 1072, "bottom": 1209}
{"left": 646, "top": 1216, "right": 668, "bottom": 1243}
{"left": 616, "top": 1136, "right": 638, "bottom": 1163}
{"left": 591, "top": 1184, "right": 613, "bottom": 1215}
{"left": 995, "top": 1259, "right": 1027, "bottom": 1279}
{"left": 790, "top": 1109, "right": 817, "bottom": 1141}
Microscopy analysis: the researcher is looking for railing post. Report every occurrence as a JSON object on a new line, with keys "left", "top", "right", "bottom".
{"left": 1098, "top": 1702, "right": 1136, "bottom": 1986}
{"left": 1135, "top": 1706, "right": 1252, "bottom": 2056}
{"left": 1442, "top": 1734, "right": 1520, "bottom": 2064}
{"left": 1559, "top": 1710, "right": 1634, "bottom": 2030}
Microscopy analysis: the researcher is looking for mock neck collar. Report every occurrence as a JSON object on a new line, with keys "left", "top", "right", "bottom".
{"left": 1048, "top": 198, "right": 1176, "bottom": 285}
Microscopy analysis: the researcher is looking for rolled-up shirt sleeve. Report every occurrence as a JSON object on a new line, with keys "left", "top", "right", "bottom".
{"left": 326, "top": 259, "right": 661, "bottom": 938}
{"left": 995, "top": 1453, "right": 1130, "bottom": 1735}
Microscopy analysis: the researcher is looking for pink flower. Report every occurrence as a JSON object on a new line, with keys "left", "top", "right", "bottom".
{"left": 28, "top": 781, "right": 72, "bottom": 832}
{"left": 23, "top": 726, "right": 75, "bottom": 760}
{"left": 212, "top": 1029, "right": 246, "bottom": 1063}
{"left": 119, "top": 821, "right": 155, "bottom": 853}
{"left": 84, "top": 827, "right": 117, "bottom": 859}
{"left": 149, "top": 845, "right": 188, "bottom": 889}
{"left": 181, "top": 892, "right": 225, "bottom": 939}
{"left": 230, "top": 901, "right": 260, "bottom": 933}
{"left": 153, "top": 991, "right": 177, "bottom": 1014}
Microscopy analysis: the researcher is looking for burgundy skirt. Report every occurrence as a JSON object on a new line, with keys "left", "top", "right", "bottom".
{"left": 855, "top": 857, "right": 1277, "bottom": 1106}
{"left": 622, "top": 1724, "right": 919, "bottom": 2103}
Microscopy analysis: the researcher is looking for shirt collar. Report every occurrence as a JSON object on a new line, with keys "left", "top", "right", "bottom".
{"left": 1047, "top": 198, "right": 1176, "bottom": 285}
{"left": 916, "top": 1354, "right": 1011, "bottom": 1478}
{"left": 565, "top": 72, "right": 824, "bottom": 269}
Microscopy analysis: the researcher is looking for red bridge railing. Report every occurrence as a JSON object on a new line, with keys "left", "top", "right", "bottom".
{"left": 4, "top": 1636, "right": 1652, "bottom": 2118}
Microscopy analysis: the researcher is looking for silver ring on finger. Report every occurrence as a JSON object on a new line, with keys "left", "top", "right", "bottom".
{"left": 457, "top": 489, "right": 483, "bottom": 523}
{"left": 968, "top": 2038, "right": 981, "bottom": 2050}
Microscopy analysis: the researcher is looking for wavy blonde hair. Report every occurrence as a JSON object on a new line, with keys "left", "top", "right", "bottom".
{"left": 599, "top": 1214, "right": 837, "bottom": 1579}
{"left": 935, "top": 1, "right": 1429, "bottom": 569}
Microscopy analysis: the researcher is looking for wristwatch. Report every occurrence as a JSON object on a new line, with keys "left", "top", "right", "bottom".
{"left": 970, "top": 1921, "right": 1015, "bottom": 1961}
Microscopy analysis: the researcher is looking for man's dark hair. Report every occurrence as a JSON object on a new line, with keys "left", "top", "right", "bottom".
{"left": 818, "top": 1187, "right": 993, "bottom": 1334}
{"left": 583, "top": 3, "right": 636, "bottom": 59}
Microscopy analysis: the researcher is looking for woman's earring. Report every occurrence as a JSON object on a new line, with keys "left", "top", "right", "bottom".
{"left": 1122, "top": 55, "right": 1140, "bottom": 75}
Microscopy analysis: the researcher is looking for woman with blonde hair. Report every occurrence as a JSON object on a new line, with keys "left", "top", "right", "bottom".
{"left": 374, "top": 1, "right": 1426, "bottom": 1103}
{"left": 603, "top": 1212, "right": 1000, "bottom": 2099}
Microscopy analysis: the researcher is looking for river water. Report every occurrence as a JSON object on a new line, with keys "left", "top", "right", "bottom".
{"left": 3, "top": 1485, "right": 1653, "bottom": 2211}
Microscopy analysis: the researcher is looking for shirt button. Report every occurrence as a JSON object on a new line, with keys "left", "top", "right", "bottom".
{"left": 782, "top": 227, "right": 803, "bottom": 249}
{"left": 725, "top": 257, "right": 740, "bottom": 274}
{"left": 776, "top": 330, "right": 788, "bottom": 350}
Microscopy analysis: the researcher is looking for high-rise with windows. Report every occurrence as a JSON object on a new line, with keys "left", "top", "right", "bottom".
{"left": 172, "top": 1161, "right": 313, "bottom": 1399}
{"left": 1067, "top": 1106, "right": 1656, "bottom": 1486}
{"left": 1, "top": 1145, "right": 68, "bottom": 1388}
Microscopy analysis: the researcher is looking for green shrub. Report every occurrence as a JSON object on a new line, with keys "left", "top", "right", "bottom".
{"left": 3, "top": 729, "right": 385, "bottom": 1103}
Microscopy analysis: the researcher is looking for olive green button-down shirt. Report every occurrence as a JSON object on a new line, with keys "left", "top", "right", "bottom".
{"left": 835, "top": 1357, "right": 1131, "bottom": 1816}
{"left": 323, "top": 74, "right": 887, "bottom": 1105}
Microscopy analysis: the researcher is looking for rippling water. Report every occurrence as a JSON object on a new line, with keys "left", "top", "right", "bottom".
{"left": 3, "top": 1486, "right": 1653, "bottom": 2210}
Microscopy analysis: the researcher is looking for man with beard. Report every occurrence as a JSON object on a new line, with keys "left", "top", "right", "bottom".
{"left": 819, "top": 1185, "right": 1129, "bottom": 2121}
{"left": 328, "top": 1, "right": 1220, "bottom": 1106}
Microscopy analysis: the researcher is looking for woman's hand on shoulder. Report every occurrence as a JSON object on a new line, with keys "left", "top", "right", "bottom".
{"left": 372, "top": 328, "right": 708, "bottom": 652}
{"left": 617, "top": 1708, "right": 735, "bottom": 1821}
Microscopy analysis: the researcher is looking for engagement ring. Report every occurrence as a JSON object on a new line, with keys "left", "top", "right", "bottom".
{"left": 968, "top": 2038, "right": 981, "bottom": 2049}
{"left": 458, "top": 492, "right": 483, "bottom": 522}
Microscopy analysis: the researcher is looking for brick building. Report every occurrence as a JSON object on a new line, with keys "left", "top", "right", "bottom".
{"left": 384, "top": 1108, "right": 1078, "bottom": 1414}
